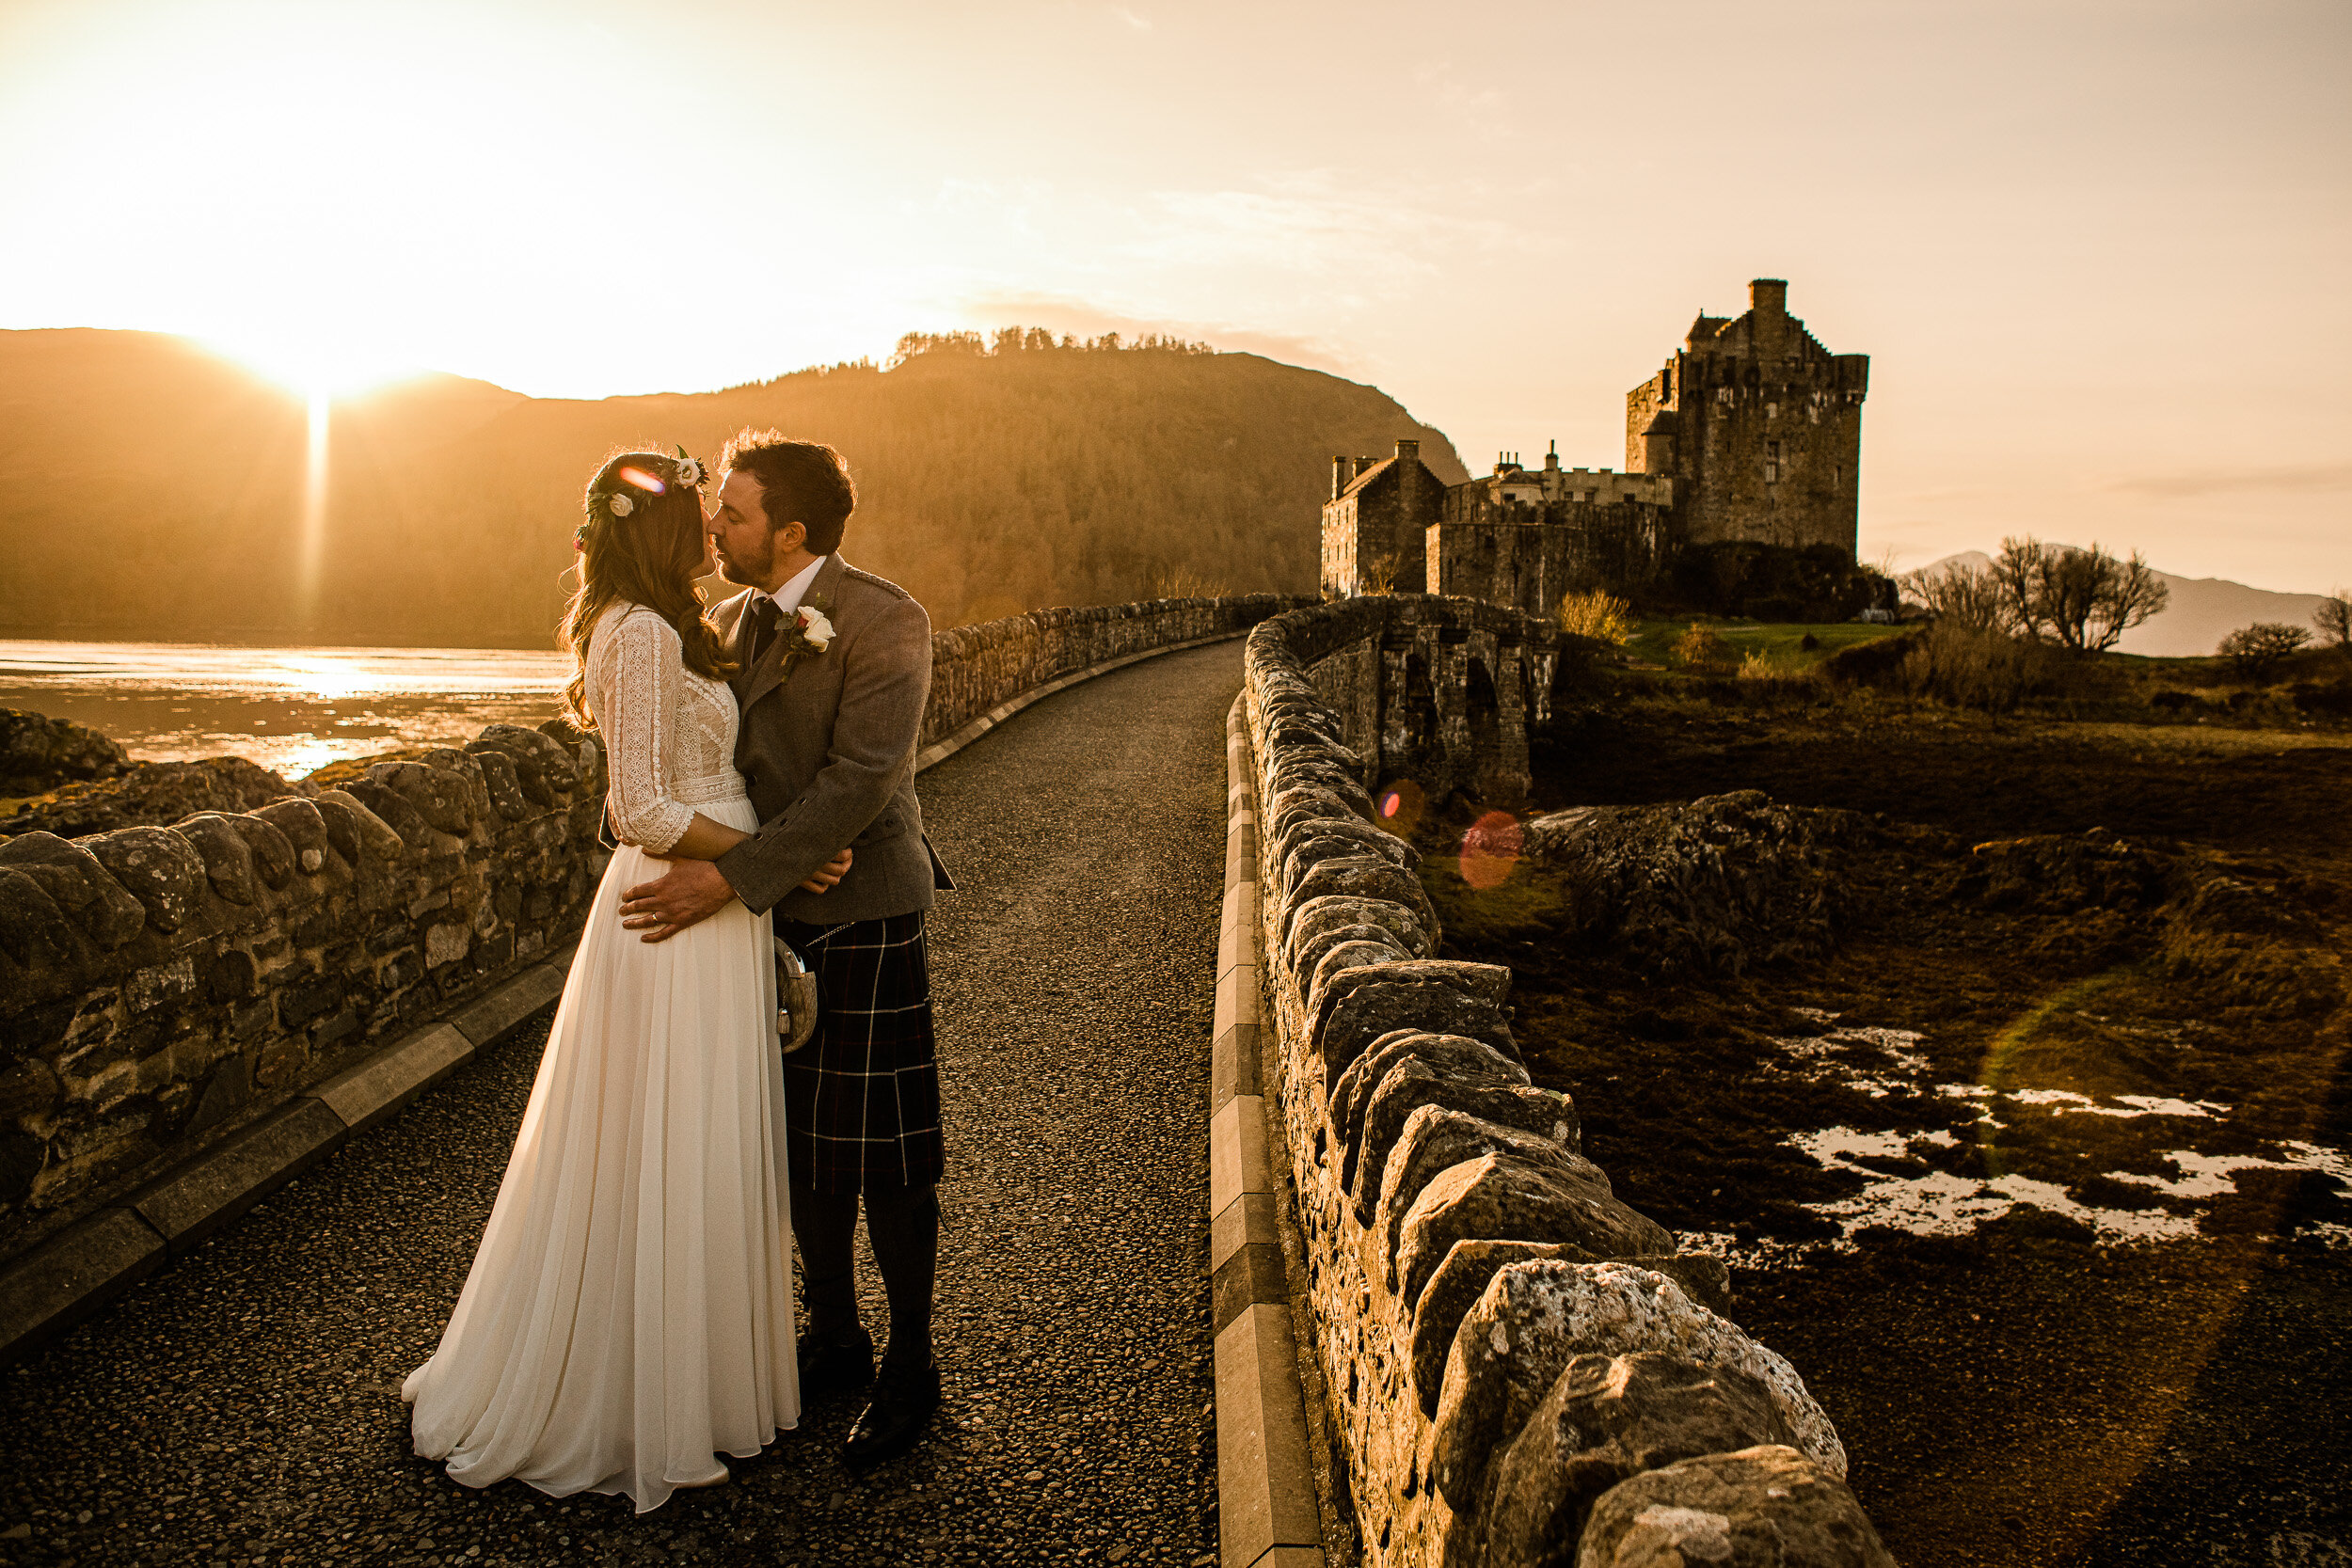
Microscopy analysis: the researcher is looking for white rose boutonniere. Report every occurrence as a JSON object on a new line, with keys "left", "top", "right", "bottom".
{"left": 795, "top": 606, "right": 834, "bottom": 653}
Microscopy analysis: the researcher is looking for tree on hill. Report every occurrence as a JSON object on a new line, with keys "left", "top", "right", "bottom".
{"left": 2219, "top": 622, "right": 2310, "bottom": 680}
{"left": 1902, "top": 559, "right": 2010, "bottom": 632}
{"left": 2315, "top": 589, "right": 2351, "bottom": 649}
{"left": 1989, "top": 536, "right": 2169, "bottom": 653}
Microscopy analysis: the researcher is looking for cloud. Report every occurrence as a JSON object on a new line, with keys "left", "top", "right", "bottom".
{"left": 2102, "top": 463, "right": 2352, "bottom": 499}
{"left": 1118, "top": 183, "right": 1532, "bottom": 305}
{"left": 1414, "top": 61, "right": 1516, "bottom": 145}
{"left": 950, "top": 292, "right": 1365, "bottom": 375}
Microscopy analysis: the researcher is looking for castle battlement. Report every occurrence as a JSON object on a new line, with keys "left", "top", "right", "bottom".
{"left": 1474, "top": 458, "right": 1676, "bottom": 512}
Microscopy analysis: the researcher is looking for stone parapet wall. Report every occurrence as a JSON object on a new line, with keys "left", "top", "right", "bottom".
{"left": 0, "top": 594, "right": 1301, "bottom": 1270}
{"left": 925, "top": 594, "right": 1310, "bottom": 750}
{"left": 1240, "top": 596, "right": 1891, "bottom": 1565}
{"left": 0, "top": 725, "right": 607, "bottom": 1261}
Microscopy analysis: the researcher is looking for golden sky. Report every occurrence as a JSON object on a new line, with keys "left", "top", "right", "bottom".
{"left": 3, "top": 0, "right": 2345, "bottom": 592}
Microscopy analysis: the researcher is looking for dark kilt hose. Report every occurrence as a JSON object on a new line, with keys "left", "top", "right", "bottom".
{"left": 776, "top": 912, "right": 945, "bottom": 1194}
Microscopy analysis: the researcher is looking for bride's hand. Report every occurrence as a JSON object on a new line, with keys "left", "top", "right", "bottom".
{"left": 800, "top": 847, "right": 852, "bottom": 895}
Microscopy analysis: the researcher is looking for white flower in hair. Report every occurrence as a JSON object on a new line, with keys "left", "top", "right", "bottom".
{"left": 675, "top": 456, "right": 704, "bottom": 487}
{"left": 608, "top": 492, "right": 635, "bottom": 517}
{"left": 797, "top": 607, "right": 834, "bottom": 651}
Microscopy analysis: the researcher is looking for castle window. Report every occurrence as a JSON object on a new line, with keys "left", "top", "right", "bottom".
{"left": 1764, "top": 463, "right": 1778, "bottom": 483}
{"left": 1767, "top": 440, "right": 1782, "bottom": 460}
{"left": 1832, "top": 464, "right": 1842, "bottom": 491}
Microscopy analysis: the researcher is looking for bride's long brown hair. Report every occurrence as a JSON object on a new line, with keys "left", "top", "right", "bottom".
{"left": 558, "top": 449, "right": 737, "bottom": 731}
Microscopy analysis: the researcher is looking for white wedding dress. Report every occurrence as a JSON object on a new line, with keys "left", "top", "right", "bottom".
{"left": 405, "top": 601, "right": 798, "bottom": 1513}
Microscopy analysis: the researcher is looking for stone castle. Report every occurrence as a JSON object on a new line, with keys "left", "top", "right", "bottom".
{"left": 1321, "top": 278, "right": 1869, "bottom": 614}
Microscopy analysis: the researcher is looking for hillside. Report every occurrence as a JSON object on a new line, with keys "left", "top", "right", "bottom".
{"left": 0, "top": 328, "right": 1465, "bottom": 643}
{"left": 1920, "top": 550, "right": 2332, "bottom": 657}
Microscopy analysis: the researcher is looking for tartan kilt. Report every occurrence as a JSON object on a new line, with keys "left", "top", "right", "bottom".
{"left": 774, "top": 911, "right": 944, "bottom": 1195}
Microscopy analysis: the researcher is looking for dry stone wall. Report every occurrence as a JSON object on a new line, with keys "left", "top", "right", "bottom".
{"left": 924, "top": 594, "right": 1308, "bottom": 749}
{"left": 1241, "top": 595, "right": 1893, "bottom": 1566}
{"left": 0, "top": 594, "right": 1295, "bottom": 1269}
{"left": 0, "top": 724, "right": 605, "bottom": 1259}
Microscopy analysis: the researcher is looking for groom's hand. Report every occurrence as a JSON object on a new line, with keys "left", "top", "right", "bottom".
{"left": 619, "top": 860, "right": 737, "bottom": 942}
{"left": 619, "top": 848, "right": 854, "bottom": 941}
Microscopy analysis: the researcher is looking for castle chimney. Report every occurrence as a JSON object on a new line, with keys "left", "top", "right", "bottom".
{"left": 1544, "top": 441, "right": 1559, "bottom": 472}
{"left": 1394, "top": 437, "right": 1420, "bottom": 466}
{"left": 1751, "top": 278, "right": 1788, "bottom": 314}
{"left": 1331, "top": 455, "right": 1350, "bottom": 499}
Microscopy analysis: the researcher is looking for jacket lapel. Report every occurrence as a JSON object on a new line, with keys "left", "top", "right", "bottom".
{"left": 712, "top": 588, "right": 764, "bottom": 705}
{"left": 739, "top": 553, "right": 849, "bottom": 714}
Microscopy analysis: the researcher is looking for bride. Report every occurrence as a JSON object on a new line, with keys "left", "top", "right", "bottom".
{"left": 405, "top": 447, "right": 829, "bottom": 1510}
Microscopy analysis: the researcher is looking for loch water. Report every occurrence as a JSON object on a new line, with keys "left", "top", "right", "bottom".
{"left": 0, "top": 639, "right": 572, "bottom": 781}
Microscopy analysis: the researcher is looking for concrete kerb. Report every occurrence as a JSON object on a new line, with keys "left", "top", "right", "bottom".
{"left": 0, "top": 946, "right": 579, "bottom": 1365}
{"left": 913, "top": 630, "right": 1248, "bottom": 774}
{"left": 1211, "top": 691, "right": 1327, "bottom": 1568}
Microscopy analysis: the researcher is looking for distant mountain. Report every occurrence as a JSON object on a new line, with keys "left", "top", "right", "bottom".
{"left": 1919, "top": 550, "right": 2332, "bottom": 657}
{"left": 0, "top": 328, "right": 1465, "bottom": 643}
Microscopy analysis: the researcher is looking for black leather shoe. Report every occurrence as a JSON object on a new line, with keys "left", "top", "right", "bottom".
{"left": 798, "top": 1325, "right": 875, "bottom": 1399}
{"left": 842, "top": 1357, "right": 941, "bottom": 1470}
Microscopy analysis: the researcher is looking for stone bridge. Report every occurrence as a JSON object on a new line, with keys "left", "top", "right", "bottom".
{"left": 0, "top": 594, "right": 1885, "bottom": 1567}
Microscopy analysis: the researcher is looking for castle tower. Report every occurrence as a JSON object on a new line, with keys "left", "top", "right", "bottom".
{"left": 1624, "top": 278, "right": 1868, "bottom": 554}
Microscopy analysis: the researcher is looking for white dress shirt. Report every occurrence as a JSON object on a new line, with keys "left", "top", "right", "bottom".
{"left": 766, "top": 555, "right": 827, "bottom": 619}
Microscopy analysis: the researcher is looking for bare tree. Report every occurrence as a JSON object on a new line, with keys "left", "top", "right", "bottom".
{"left": 2220, "top": 622, "right": 2311, "bottom": 680}
{"left": 1902, "top": 560, "right": 2011, "bottom": 632}
{"left": 2082, "top": 547, "right": 2169, "bottom": 652}
{"left": 1989, "top": 536, "right": 2051, "bottom": 638}
{"left": 1991, "top": 535, "right": 2169, "bottom": 652}
{"left": 2316, "top": 588, "right": 2352, "bottom": 649}
{"left": 1355, "top": 549, "right": 1400, "bottom": 595}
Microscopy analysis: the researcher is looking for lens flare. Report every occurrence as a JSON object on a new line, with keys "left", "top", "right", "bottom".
{"left": 296, "top": 391, "right": 329, "bottom": 621}
{"left": 616, "top": 466, "right": 667, "bottom": 495}
{"left": 1375, "top": 778, "right": 1426, "bottom": 835}
{"left": 1459, "top": 810, "right": 1522, "bottom": 891}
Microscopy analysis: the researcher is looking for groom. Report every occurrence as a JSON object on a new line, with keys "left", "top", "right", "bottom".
{"left": 619, "top": 429, "right": 951, "bottom": 1468}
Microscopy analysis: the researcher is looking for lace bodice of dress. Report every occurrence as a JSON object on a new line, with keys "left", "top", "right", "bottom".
{"left": 584, "top": 602, "right": 746, "bottom": 853}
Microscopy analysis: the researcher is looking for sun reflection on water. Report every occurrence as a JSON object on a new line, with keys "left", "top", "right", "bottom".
{"left": 0, "top": 639, "right": 572, "bottom": 782}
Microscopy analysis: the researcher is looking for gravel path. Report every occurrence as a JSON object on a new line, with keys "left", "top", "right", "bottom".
{"left": 0, "top": 641, "right": 1245, "bottom": 1568}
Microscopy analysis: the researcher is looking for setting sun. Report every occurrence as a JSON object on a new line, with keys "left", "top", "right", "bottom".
{"left": 0, "top": 0, "right": 909, "bottom": 402}
{"left": 200, "top": 333, "right": 420, "bottom": 403}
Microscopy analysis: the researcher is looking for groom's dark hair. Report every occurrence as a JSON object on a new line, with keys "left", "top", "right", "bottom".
{"left": 721, "top": 430, "right": 857, "bottom": 554}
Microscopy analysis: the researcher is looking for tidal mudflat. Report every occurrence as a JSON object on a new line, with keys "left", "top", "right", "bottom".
{"left": 1422, "top": 695, "right": 2352, "bottom": 1567}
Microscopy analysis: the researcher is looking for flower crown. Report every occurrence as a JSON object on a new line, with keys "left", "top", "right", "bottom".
{"left": 574, "top": 447, "right": 705, "bottom": 551}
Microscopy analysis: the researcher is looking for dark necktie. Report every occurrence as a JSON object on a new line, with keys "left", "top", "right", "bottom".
{"left": 748, "top": 597, "right": 782, "bottom": 665}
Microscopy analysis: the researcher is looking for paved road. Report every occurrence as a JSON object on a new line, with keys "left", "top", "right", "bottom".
{"left": 0, "top": 641, "right": 1246, "bottom": 1568}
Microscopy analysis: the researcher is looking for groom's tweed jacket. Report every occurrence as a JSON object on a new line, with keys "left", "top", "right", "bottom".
{"left": 710, "top": 554, "right": 950, "bottom": 922}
